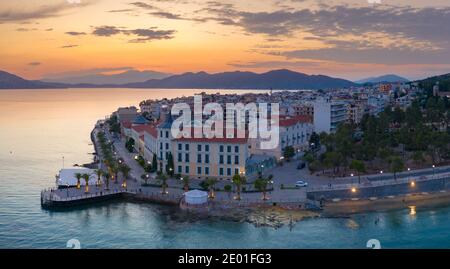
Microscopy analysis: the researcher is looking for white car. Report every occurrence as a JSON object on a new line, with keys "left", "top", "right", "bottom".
{"left": 295, "top": 180, "right": 308, "bottom": 188}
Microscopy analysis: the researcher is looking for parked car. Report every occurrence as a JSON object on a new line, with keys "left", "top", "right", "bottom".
{"left": 297, "top": 161, "right": 306, "bottom": 170}
{"left": 295, "top": 180, "right": 308, "bottom": 188}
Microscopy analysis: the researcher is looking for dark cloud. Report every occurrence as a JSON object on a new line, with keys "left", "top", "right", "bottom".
{"left": 149, "top": 11, "right": 183, "bottom": 20}
{"left": 65, "top": 31, "right": 86, "bottom": 36}
{"left": 91, "top": 25, "right": 175, "bottom": 42}
{"left": 129, "top": 2, "right": 157, "bottom": 10}
{"left": 108, "top": 9, "right": 135, "bottom": 13}
{"left": 45, "top": 28, "right": 53, "bottom": 31}
{"left": 16, "top": 27, "right": 37, "bottom": 32}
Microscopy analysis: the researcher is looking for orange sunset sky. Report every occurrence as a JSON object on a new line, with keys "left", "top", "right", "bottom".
{"left": 1, "top": 0, "right": 450, "bottom": 81}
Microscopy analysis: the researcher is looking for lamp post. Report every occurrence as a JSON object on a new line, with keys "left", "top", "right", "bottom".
{"left": 351, "top": 173, "right": 354, "bottom": 185}
{"left": 432, "top": 165, "right": 436, "bottom": 179}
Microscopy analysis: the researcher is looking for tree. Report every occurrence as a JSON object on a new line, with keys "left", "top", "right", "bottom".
{"left": 254, "top": 178, "right": 270, "bottom": 200}
{"left": 224, "top": 185, "right": 232, "bottom": 199}
{"left": 232, "top": 174, "right": 246, "bottom": 200}
{"left": 156, "top": 174, "right": 168, "bottom": 194}
{"left": 181, "top": 176, "right": 190, "bottom": 192}
{"left": 110, "top": 163, "right": 119, "bottom": 184}
{"left": 389, "top": 156, "right": 404, "bottom": 180}
{"left": 119, "top": 164, "right": 131, "bottom": 189}
{"left": 166, "top": 152, "right": 174, "bottom": 176}
{"left": 205, "top": 177, "right": 218, "bottom": 199}
{"left": 283, "top": 146, "right": 295, "bottom": 161}
{"left": 103, "top": 172, "right": 110, "bottom": 190}
{"left": 94, "top": 169, "right": 103, "bottom": 187}
{"left": 125, "top": 138, "right": 135, "bottom": 153}
{"left": 349, "top": 160, "right": 366, "bottom": 184}
{"left": 74, "top": 173, "right": 82, "bottom": 189}
{"left": 141, "top": 174, "right": 149, "bottom": 185}
{"left": 82, "top": 173, "right": 90, "bottom": 193}
{"left": 151, "top": 154, "right": 157, "bottom": 172}
{"left": 309, "top": 132, "right": 320, "bottom": 151}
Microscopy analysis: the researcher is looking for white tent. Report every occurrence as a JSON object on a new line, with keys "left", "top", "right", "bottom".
{"left": 56, "top": 167, "right": 99, "bottom": 187}
{"left": 184, "top": 189, "right": 208, "bottom": 205}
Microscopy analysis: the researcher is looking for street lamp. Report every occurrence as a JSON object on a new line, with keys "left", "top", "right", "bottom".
{"left": 350, "top": 173, "right": 354, "bottom": 185}
{"left": 432, "top": 165, "right": 436, "bottom": 179}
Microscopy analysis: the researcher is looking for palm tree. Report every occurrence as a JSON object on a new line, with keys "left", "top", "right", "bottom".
{"left": 74, "top": 173, "right": 82, "bottom": 189}
{"left": 156, "top": 174, "right": 168, "bottom": 194}
{"left": 119, "top": 164, "right": 131, "bottom": 189}
{"left": 205, "top": 177, "right": 218, "bottom": 199}
{"left": 82, "top": 173, "right": 91, "bottom": 193}
{"left": 232, "top": 174, "right": 246, "bottom": 200}
{"left": 103, "top": 172, "right": 110, "bottom": 190}
{"left": 94, "top": 169, "right": 103, "bottom": 187}
{"left": 110, "top": 163, "right": 119, "bottom": 184}
{"left": 181, "top": 176, "right": 190, "bottom": 192}
{"left": 254, "top": 178, "right": 270, "bottom": 200}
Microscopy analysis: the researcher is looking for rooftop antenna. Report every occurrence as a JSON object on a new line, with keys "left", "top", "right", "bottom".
{"left": 62, "top": 156, "right": 65, "bottom": 168}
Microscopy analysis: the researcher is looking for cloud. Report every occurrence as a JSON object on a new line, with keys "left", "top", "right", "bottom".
{"left": 228, "top": 60, "right": 321, "bottom": 69}
{"left": 60, "top": 44, "right": 79, "bottom": 48}
{"left": 149, "top": 11, "right": 183, "bottom": 20}
{"left": 28, "top": 62, "right": 41, "bottom": 66}
{"left": 129, "top": 2, "right": 157, "bottom": 10}
{"left": 108, "top": 9, "right": 135, "bottom": 13}
{"left": 65, "top": 31, "right": 86, "bottom": 36}
{"left": 91, "top": 25, "right": 175, "bottom": 42}
{"left": 43, "top": 67, "right": 135, "bottom": 79}
{"left": 92, "top": 26, "right": 123, "bottom": 36}
{"left": 0, "top": 1, "right": 93, "bottom": 23}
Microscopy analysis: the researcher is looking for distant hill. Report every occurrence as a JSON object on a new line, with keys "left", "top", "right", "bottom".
{"left": 124, "top": 69, "right": 356, "bottom": 89}
{"left": 0, "top": 69, "right": 356, "bottom": 89}
{"left": 42, "top": 69, "right": 172, "bottom": 85}
{"left": 0, "top": 70, "right": 64, "bottom": 89}
{"left": 416, "top": 73, "right": 450, "bottom": 92}
{"left": 356, "top": 74, "right": 410, "bottom": 84}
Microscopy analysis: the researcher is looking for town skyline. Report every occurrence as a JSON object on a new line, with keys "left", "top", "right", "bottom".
{"left": 1, "top": 0, "right": 450, "bottom": 81}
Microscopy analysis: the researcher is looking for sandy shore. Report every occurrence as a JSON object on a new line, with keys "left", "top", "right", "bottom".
{"left": 322, "top": 191, "right": 450, "bottom": 217}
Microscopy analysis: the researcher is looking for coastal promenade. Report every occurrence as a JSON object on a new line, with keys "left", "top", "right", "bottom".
{"left": 41, "top": 124, "right": 450, "bottom": 211}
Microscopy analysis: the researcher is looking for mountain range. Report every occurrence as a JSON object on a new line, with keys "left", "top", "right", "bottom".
{"left": 356, "top": 74, "right": 410, "bottom": 84}
{"left": 0, "top": 69, "right": 356, "bottom": 90}
{"left": 42, "top": 69, "right": 172, "bottom": 85}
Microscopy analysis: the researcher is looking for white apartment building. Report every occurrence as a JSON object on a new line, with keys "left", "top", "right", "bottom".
{"left": 313, "top": 98, "right": 348, "bottom": 133}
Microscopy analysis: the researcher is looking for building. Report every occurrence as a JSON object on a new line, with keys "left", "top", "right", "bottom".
{"left": 173, "top": 133, "right": 249, "bottom": 181}
{"left": 249, "top": 115, "right": 313, "bottom": 159}
{"left": 313, "top": 98, "right": 348, "bottom": 133}
{"left": 116, "top": 107, "right": 138, "bottom": 123}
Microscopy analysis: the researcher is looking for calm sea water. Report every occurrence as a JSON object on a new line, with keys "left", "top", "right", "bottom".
{"left": 0, "top": 88, "right": 449, "bottom": 249}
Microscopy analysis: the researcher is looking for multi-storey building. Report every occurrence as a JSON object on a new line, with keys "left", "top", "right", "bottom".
{"left": 313, "top": 98, "right": 348, "bottom": 133}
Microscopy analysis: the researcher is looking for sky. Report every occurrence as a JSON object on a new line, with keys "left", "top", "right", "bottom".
{"left": 1, "top": 0, "right": 450, "bottom": 81}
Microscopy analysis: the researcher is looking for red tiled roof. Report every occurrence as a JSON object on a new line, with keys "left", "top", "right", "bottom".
{"left": 278, "top": 115, "right": 312, "bottom": 126}
{"left": 132, "top": 124, "right": 158, "bottom": 138}
{"left": 121, "top": 121, "right": 132, "bottom": 129}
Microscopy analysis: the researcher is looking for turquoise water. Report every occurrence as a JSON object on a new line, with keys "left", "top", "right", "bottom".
{"left": 0, "top": 88, "right": 449, "bottom": 249}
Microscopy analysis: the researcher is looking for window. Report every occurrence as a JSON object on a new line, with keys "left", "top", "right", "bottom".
{"left": 205, "top": 167, "right": 209, "bottom": 175}
{"left": 185, "top": 166, "right": 189, "bottom": 173}
{"left": 219, "top": 155, "right": 224, "bottom": 164}
{"left": 219, "top": 168, "right": 224, "bottom": 176}
{"left": 234, "top": 155, "right": 239, "bottom": 165}
{"left": 205, "top": 145, "right": 209, "bottom": 152}
{"left": 165, "top": 131, "right": 169, "bottom": 138}
{"left": 235, "top": 146, "right": 239, "bottom": 153}
{"left": 185, "top": 153, "right": 189, "bottom": 162}
{"left": 178, "top": 143, "right": 182, "bottom": 151}
{"left": 205, "top": 154, "right": 210, "bottom": 164}
{"left": 185, "top": 144, "right": 189, "bottom": 151}
{"left": 227, "top": 168, "right": 231, "bottom": 176}
{"left": 160, "top": 143, "right": 163, "bottom": 150}
{"left": 178, "top": 166, "right": 182, "bottom": 173}
{"left": 197, "top": 144, "right": 202, "bottom": 152}
{"left": 165, "top": 152, "right": 169, "bottom": 160}
{"left": 160, "top": 130, "right": 163, "bottom": 137}
{"left": 165, "top": 143, "right": 169, "bottom": 150}
{"left": 178, "top": 153, "right": 182, "bottom": 162}
{"left": 197, "top": 167, "right": 202, "bottom": 174}
{"left": 227, "top": 145, "right": 231, "bottom": 153}
{"left": 235, "top": 168, "right": 239, "bottom": 175}
{"left": 159, "top": 152, "right": 163, "bottom": 159}
{"left": 197, "top": 154, "right": 202, "bottom": 163}
{"left": 227, "top": 155, "right": 231, "bottom": 165}
{"left": 220, "top": 145, "right": 224, "bottom": 152}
